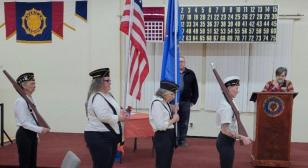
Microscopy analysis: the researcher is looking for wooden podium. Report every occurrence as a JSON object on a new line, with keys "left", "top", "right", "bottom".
{"left": 250, "top": 92, "right": 298, "bottom": 167}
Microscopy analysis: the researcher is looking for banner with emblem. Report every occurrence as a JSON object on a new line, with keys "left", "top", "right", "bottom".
{"left": 16, "top": 2, "right": 53, "bottom": 43}
{"left": 4, "top": 1, "right": 64, "bottom": 43}
{"left": 3, "top": 1, "right": 87, "bottom": 43}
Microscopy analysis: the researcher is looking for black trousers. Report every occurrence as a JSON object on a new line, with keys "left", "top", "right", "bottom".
{"left": 177, "top": 101, "right": 191, "bottom": 145}
{"left": 84, "top": 131, "right": 118, "bottom": 168}
{"left": 216, "top": 132, "right": 235, "bottom": 168}
{"left": 153, "top": 128, "right": 176, "bottom": 168}
{"left": 16, "top": 127, "right": 38, "bottom": 168}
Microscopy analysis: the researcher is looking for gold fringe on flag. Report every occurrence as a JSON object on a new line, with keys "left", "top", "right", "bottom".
{"left": 6, "top": 31, "right": 16, "bottom": 40}
{"left": 75, "top": 14, "right": 87, "bottom": 23}
{"left": 52, "top": 31, "right": 64, "bottom": 39}
{"left": 16, "top": 40, "right": 52, "bottom": 44}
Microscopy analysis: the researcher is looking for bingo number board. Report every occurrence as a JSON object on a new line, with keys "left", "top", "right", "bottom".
{"left": 180, "top": 5, "right": 278, "bottom": 42}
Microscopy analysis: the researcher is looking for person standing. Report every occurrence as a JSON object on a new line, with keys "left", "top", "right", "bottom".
{"left": 149, "top": 80, "right": 180, "bottom": 168}
{"left": 15, "top": 72, "right": 50, "bottom": 168}
{"left": 262, "top": 66, "right": 294, "bottom": 92}
{"left": 177, "top": 56, "right": 199, "bottom": 146}
{"left": 84, "top": 68, "right": 127, "bottom": 168}
{"left": 216, "top": 76, "right": 252, "bottom": 168}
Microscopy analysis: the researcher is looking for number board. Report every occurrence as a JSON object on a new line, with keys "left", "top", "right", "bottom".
{"left": 180, "top": 5, "right": 278, "bottom": 42}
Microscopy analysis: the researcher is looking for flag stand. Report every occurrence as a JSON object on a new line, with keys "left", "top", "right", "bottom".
{"left": 0, "top": 104, "right": 13, "bottom": 147}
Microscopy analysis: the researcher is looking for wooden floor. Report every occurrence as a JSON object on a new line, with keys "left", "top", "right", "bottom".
{"left": 0, "top": 133, "right": 307, "bottom": 168}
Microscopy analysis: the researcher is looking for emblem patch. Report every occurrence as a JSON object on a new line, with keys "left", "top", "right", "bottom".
{"left": 263, "top": 96, "right": 284, "bottom": 117}
{"left": 21, "top": 8, "right": 47, "bottom": 37}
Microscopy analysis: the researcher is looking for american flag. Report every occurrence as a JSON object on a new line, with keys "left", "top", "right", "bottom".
{"left": 120, "top": 0, "right": 149, "bottom": 100}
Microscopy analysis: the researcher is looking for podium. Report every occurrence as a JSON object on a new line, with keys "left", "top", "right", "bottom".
{"left": 250, "top": 92, "right": 298, "bottom": 167}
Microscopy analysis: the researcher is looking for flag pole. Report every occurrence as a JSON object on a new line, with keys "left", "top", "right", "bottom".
{"left": 174, "top": 0, "right": 180, "bottom": 146}
{"left": 123, "top": 0, "right": 134, "bottom": 110}
{"left": 174, "top": 0, "right": 178, "bottom": 104}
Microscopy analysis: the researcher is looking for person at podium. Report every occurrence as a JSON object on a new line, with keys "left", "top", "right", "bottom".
{"left": 262, "top": 67, "right": 294, "bottom": 92}
{"left": 216, "top": 76, "right": 252, "bottom": 168}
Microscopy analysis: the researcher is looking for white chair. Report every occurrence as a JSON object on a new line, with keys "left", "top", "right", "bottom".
{"left": 61, "top": 150, "right": 81, "bottom": 168}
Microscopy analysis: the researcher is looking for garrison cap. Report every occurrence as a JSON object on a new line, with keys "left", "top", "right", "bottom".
{"left": 16, "top": 72, "right": 35, "bottom": 85}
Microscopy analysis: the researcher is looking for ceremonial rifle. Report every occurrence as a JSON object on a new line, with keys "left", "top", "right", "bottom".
{"left": 210, "top": 63, "right": 248, "bottom": 138}
{"left": 3, "top": 70, "right": 50, "bottom": 129}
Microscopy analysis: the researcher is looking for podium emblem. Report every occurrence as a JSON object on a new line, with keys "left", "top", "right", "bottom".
{"left": 263, "top": 96, "right": 284, "bottom": 117}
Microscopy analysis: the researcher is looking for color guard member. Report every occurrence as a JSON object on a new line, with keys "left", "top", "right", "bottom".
{"left": 149, "top": 80, "right": 180, "bottom": 168}
{"left": 84, "top": 68, "right": 127, "bottom": 168}
{"left": 216, "top": 76, "right": 252, "bottom": 168}
{"left": 15, "top": 72, "right": 50, "bottom": 168}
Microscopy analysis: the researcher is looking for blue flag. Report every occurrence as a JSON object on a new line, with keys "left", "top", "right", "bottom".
{"left": 16, "top": 2, "right": 52, "bottom": 43}
{"left": 161, "top": 0, "right": 183, "bottom": 103}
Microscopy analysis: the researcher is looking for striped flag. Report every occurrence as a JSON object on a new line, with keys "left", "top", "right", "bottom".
{"left": 120, "top": 0, "right": 149, "bottom": 100}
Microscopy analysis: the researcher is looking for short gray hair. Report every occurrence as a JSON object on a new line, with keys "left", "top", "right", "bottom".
{"left": 155, "top": 88, "right": 172, "bottom": 99}
{"left": 20, "top": 81, "right": 27, "bottom": 89}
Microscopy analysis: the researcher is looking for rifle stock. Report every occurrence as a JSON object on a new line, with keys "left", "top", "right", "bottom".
{"left": 210, "top": 63, "right": 248, "bottom": 137}
{"left": 3, "top": 70, "right": 50, "bottom": 129}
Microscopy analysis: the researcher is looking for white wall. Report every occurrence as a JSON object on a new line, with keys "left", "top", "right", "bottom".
{"left": 0, "top": 0, "right": 307, "bottom": 143}
{"left": 0, "top": 0, "right": 121, "bottom": 135}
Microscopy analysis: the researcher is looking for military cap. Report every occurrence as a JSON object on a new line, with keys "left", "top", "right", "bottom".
{"left": 160, "top": 80, "right": 178, "bottom": 93}
{"left": 223, "top": 76, "right": 240, "bottom": 87}
{"left": 16, "top": 72, "right": 35, "bottom": 85}
{"left": 89, "top": 68, "right": 110, "bottom": 79}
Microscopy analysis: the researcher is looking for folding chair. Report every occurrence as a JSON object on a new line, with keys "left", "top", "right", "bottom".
{"left": 61, "top": 150, "right": 81, "bottom": 168}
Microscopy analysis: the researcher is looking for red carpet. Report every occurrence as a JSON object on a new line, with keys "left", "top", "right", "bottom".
{"left": 0, "top": 133, "right": 307, "bottom": 168}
